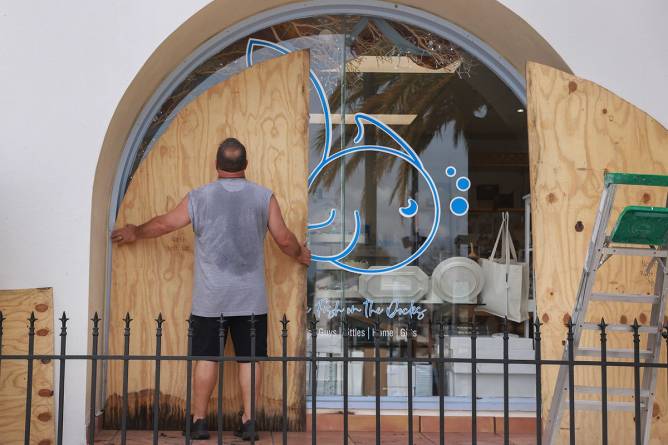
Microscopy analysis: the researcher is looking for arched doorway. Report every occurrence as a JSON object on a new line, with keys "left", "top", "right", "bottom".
{"left": 90, "top": 0, "right": 570, "bottom": 431}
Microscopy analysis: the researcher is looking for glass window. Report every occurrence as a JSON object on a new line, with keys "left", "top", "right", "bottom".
{"left": 133, "top": 14, "right": 530, "bottom": 405}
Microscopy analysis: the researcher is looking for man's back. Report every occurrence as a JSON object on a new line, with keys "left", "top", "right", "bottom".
{"left": 188, "top": 178, "right": 273, "bottom": 317}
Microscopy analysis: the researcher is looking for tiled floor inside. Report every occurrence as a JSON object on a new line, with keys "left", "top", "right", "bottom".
{"left": 95, "top": 430, "right": 535, "bottom": 444}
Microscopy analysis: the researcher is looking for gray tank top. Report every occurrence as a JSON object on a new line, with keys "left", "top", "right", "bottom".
{"left": 187, "top": 178, "right": 273, "bottom": 317}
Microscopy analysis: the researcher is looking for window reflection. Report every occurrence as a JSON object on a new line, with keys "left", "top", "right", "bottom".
{"left": 304, "top": 16, "right": 529, "bottom": 398}
{"left": 137, "top": 14, "right": 531, "bottom": 403}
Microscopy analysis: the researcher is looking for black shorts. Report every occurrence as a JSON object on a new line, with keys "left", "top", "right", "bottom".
{"left": 191, "top": 314, "right": 267, "bottom": 363}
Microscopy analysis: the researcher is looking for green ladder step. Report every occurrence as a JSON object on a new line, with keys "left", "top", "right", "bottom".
{"left": 610, "top": 206, "right": 668, "bottom": 245}
{"left": 605, "top": 172, "right": 668, "bottom": 187}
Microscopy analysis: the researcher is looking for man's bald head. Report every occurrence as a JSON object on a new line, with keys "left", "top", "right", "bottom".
{"left": 216, "top": 138, "right": 248, "bottom": 172}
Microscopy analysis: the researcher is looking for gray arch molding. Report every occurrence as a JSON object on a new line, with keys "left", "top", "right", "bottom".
{"left": 102, "top": 0, "right": 528, "bottom": 401}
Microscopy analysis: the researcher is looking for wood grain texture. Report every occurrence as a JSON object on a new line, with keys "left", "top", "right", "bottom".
{"left": 0, "top": 288, "right": 55, "bottom": 444}
{"left": 106, "top": 51, "right": 310, "bottom": 430}
{"left": 527, "top": 62, "right": 668, "bottom": 444}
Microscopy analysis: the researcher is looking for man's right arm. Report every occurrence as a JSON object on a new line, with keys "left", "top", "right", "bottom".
{"left": 111, "top": 194, "right": 191, "bottom": 245}
{"left": 267, "top": 195, "right": 310, "bottom": 265}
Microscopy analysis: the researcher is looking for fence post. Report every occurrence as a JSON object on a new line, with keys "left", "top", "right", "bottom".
{"left": 599, "top": 318, "right": 608, "bottom": 444}
{"left": 309, "top": 312, "right": 318, "bottom": 445}
{"left": 503, "top": 316, "right": 509, "bottom": 445}
{"left": 471, "top": 313, "right": 478, "bottom": 445}
{"left": 185, "top": 315, "right": 194, "bottom": 444}
{"left": 664, "top": 323, "right": 668, "bottom": 395}
{"left": 534, "top": 318, "right": 542, "bottom": 445}
{"left": 57, "top": 312, "right": 69, "bottom": 445}
{"left": 217, "top": 313, "right": 225, "bottom": 445}
{"left": 152, "top": 313, "right": 164, "bottom": 445}
{"left": 341, "top": 311, "right": 349, "bottom": 445}
{"left": 0, "top": 311, "right": 5, "bottom": 378}
{"left": 373, "top": 314, "right": 381, "bottom": 445}
{"left": 120, "top": 312, "right": 133, "bottom": 445}
{"left": 24, "top": 311, "right": 36, "bottom": 445}
{"left": 437, "top": 315, "right": 445, "bottom": 445}
{"left": 88, "top": 312, "right": 100, "bottom": 445}
{"left": 280, "top": 314, "right": 289, "bottom": 445}
{"left": 249, "top": 313, "right": 257, "bottom": 445}
{"left": 632, "top": 319, "right": 641, "bottom": 445}
{"left": 566, "top": 318, "right": 575, "bottom": 445}
{"left": 407, "top": 317, "right": 415, "bottom": 445}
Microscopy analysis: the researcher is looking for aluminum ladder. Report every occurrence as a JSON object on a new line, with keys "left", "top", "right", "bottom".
{"left": 544, "top": 172, "right": 668, "bottom": 445}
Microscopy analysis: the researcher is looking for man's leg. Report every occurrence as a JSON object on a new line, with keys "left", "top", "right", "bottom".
{"left": 193, "top": 360, "right": 218, "bottom": 421}
{"left": 238, "top": 362, "right": 262, "bottom": 423}
{"left": 229, "top": 314, "right": 268, "bottom": 427}
{"left": 189, "top": 314, "right": 227, "bottom": 430}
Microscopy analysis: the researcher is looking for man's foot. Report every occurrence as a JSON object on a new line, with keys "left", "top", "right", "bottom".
{"left": 182, "top": 417, "right": 210, "bottom": 440}
{"left": 234, "top": 419, "right": 259, "bottom": 441}
{"left": 233, "top": 410, "right": 244, "bottom": 437}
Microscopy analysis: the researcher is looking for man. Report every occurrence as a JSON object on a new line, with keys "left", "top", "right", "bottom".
{"left": 111, "top": 137, "right": 311, "bottom": 440}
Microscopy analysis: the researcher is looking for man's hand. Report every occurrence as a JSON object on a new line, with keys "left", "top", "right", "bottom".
{"left": 111, "top": 224, "right": 138, "bottom": 245}
{"left": 297, "top": 242, "right": 311, "bottom": 266}
{"left": 111, "top": 195, "right": 191, "bottom": 245}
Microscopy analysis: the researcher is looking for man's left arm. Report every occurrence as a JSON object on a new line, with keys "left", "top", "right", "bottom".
{"left": 111, "top": 195, "right": 191, "bottom": 245}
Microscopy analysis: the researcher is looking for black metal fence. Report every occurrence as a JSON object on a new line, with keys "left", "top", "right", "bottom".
{"left": 1, "top": 310, "right": 668, "bottom": 445}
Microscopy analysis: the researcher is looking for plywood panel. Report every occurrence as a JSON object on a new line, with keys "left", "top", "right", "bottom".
{"left": 107, "top": 51, "right": 309, "bottom": 430}
{"left": 0, "top": 288, "right": 55, "bottom": 444}
{"left": 527, "top": 62, "right": 668, "bottom": 444}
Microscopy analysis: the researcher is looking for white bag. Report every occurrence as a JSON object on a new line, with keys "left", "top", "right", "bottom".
{"left": 478, "top": 212, "right": 530, "bottom": 322}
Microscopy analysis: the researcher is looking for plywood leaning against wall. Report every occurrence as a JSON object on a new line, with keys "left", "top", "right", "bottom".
{"left": 0, "top": 288, "right": 55, "bottom": 444}
{"left": 107, "top": 51, "right": 310, "bottom": 430}
{"left": 527, "top": 62, "right": 668, "bottom": 444}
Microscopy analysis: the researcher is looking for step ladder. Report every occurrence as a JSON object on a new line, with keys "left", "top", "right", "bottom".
{"left": 545, "top": 172, "right": 668, "bottom": 445}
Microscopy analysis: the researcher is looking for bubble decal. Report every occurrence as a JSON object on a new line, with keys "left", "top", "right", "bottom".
{"left": 444, "top": 165, "right": 470, "bottom": 216}
{"left": 450, "top": 197, "right": 469, "bottom": 216}
{"left": 456, "top": 176, "right": 471, "bottom": 192}
{"left": 399, "top": 198, "right": 419, "bottom": 218}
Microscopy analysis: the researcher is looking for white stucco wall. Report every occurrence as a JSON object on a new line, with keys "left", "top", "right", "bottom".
{"left": 0, "top": 1, "right": 666, "bottom": 443}
{"left": 0, "top": 2, "right": 210, "bottom": 443}
{"left": 498, "top": 0, "right": 668, "bottom": 127}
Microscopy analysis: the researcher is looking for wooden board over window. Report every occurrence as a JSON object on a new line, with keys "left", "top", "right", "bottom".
{"left": 107, "top": 51, "right": 310, "bottom": 430}
{"left": 527, "top": 62, "right": 668, "bottom": 444}
{"left": 0, "top": 288, "right": 55, "bottom": 444}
